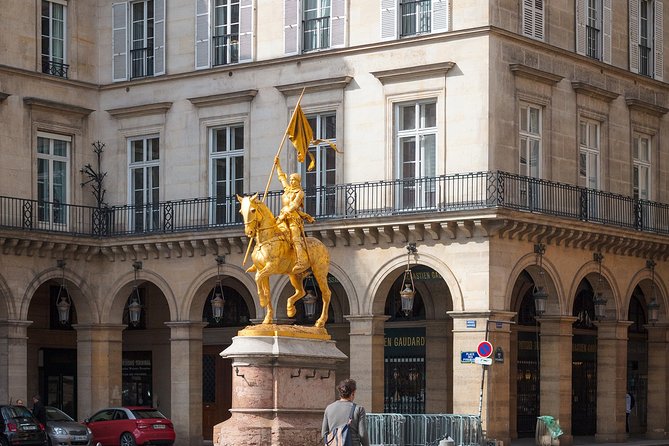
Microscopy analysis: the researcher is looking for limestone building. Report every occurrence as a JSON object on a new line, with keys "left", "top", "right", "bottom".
{"left": 1, "top": 1, "right": 668, "bottom": 445}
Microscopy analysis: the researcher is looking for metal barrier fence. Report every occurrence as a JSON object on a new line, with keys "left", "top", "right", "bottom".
{"left": 367, "top": 413, "right": 484, "bottom": 446}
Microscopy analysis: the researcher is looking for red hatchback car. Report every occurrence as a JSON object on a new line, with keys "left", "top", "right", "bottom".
{"left": 83, "top": 407, "right": 175, "bottom": 446}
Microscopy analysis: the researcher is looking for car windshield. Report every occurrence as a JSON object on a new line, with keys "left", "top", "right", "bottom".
{"left": 130, "top": 409, "right": 166, "bottom": 419}
{"left": 46, "top": 407, "right": 74, "bottom": 422}
{"left": 2, "top": 406, "right": 35, "bottom": 419}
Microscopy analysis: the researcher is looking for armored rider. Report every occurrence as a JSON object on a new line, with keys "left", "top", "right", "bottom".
{"left": 274, "top": 156, "right": 314, "bottom": 274}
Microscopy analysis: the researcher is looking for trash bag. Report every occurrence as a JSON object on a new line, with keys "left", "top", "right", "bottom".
{"left": 537, "top": 416, "right": 563, "bottom": 439}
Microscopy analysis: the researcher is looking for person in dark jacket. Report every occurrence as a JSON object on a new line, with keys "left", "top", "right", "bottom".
{"left": 322, "top": 379, "right": 369, "bottom": 446}
{"left": 31, "top": 395, "right": 46, "bottom": 425}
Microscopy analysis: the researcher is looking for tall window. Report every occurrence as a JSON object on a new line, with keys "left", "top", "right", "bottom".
{"left": 129, "top": 137, "right": 160, "bottom": 232}
{"left": 130, "top": 0, "right": 155, "bottom": 78}
{"left": 639, "top": 0, "right": 654, "bottom": 76}
{"left": 586, "top": 0, "right": 602, "bottom": 58}
{"left": 579, "top": 119, "right": 600, "bottom": 189}
{"left": 37, "top": 132, "right": 70, "bottom": 225}
{"left": 400, "top": 0, "right": 431, "bottom": 37}
{"left": 522, "top": 0, "right": 545, "bottom": 40}
{"left": 303, "top": 0, "right": 331, "bottom": 51}
{"left": 301, "top": 113, "right": 336, "bottom": 216}
{"left": 213, "top": 0, "right": 239, "bottom": 66}
{"left": 381, "top": 0, "right": 448, "bottom": 40}
{"left": 630, "top": 0, "right": 663, "bottom": 80}
{"left": 395, "top": 101, "right": 437, "bottom": 210}
{"left": 633, "top": 133, "right": 651, "bottom": 200}
{"left": 210, "top": 125, "right": 244, "bottom": 225}
{"left": 41, "top": 0, "right": 68, "bottom": 78}
{"left": 519, "top": 104, "right": 541, "bottom": 178}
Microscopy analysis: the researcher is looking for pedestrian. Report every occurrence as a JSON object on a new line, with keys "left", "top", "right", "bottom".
{"left": 31, "top": 395, "right": 46, "bottom": 425}
{"left": 626, "top": 391, "right": 635, "bottom": 433}
{"left": 322, "top": 378, "right": 369, "bottom": 446}
{"left": 15, "top": 399, "right": 24, "bottom": 406}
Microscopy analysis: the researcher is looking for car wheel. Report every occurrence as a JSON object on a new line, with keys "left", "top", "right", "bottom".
{"left": 120, "top": 433, "right": 136, "bottom": 446}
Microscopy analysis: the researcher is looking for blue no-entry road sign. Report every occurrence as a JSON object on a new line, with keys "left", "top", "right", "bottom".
{"left": 477, "top": 341, "right": 493, "bottom": 358}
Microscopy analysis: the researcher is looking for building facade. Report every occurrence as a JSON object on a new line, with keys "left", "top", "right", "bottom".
{"left": 1, "top": 1, "right": 668, "bottom": 445}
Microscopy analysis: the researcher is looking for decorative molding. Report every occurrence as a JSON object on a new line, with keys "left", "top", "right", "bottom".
{"left": 625, "top": 98, "right": 669, "bottom": 117}
{"left": 275, "top": 76, "right": 353, "bottom": 96}
{"left": 371, "top": 62, "right": 455, "bottom": 84}
{"left": 106, "top": 102, "right": 173, "bottom": 119}
{"left": 571, "top": 81, "right": 619, "bottom": 102}
{"left": 188, "top": 89, "right": 258, "bottom": 108}
{"left": 23, "top": 97, "right": 94, "bottom": 116}
{"left": 509, "top": 64, "right": 563, "bottom": 86}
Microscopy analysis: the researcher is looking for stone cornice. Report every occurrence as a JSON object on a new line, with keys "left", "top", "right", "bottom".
{"left": 275, "top": 76, "right": 353, "bottom": 96}
{"left": 371, "top": 62, "right": 455, "bottom": 84}
{"left": 106, "top": 102, "right": 173, "bottom": 119}
{"left": 188, "top": 89, "right": 258, "bottom": 108}
{"left": 23, "top": 97, "right": 95, "bottom": 116}
{"left": 571, "top": 81, "right": 619, "bottom": 102}
{"left": 625, "top": 98, "right": 669, "bottom": 117}
{"left": 509, "top": 64, "right": 563, "bottom": 85}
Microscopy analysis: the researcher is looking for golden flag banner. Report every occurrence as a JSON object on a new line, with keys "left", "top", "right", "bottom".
{"left": 287, "top": 104, "right": 314, "bottom": 163}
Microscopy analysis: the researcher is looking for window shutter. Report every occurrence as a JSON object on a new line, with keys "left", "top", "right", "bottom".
{"left": 602, "top": 0, "right": 612, "bottom": 63}
{"left": 112, "top": 2, "right": 128, "bottom": 82}
{"left": 195, "top": 0, "right": 210, "bottom": 69}
{"left": 284, "top": 0, "right": 299, "bottom": 55}
{"left": 431, "top": 0, "right": 449, "bottom": 33}
{"left": 381, "top": 0, "right": 397, "bottom": 40}
{"left": 655, "top": 0, "right": 664, "bottom": 80}
{"left": 153, "top": 0, "right": 166, "bottom": 75}
{"left": 522, "top": 0, "right": 544, "bottom": 40}
{"left": 575, "top": 0, "right": 586, "bottom": 55}
{"left": 629, "top": 0, "right": 640, "bottom": 73}
{"left": 534, "top": 0, "right": 544, "bottom": 40}
{"left": 239, "top": 0, "right": 253, "bottom": 61}
{"left": 330, "top": 0, "right": 346, "bottom": 48}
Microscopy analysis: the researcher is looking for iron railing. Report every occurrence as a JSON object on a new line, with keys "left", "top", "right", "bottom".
{"left": 213, "top": 34, "right": 239, "bottom": 66}
{"left": 400, "top": 0, "right": 432, "bottom": 36}
{"left": 303, "top": 16, "right": 330, "bottom": 51}
{"left": 130, "top": 47, "right": 154, "bottom": 78}
{"left": 1, "top": 171, "right": 668, "bottom": 238}
{"left": 367, "top": 413, "right": 484, "bottom": 446}
{"left": 41, "top": 58, "right": 69, "bottom": 78}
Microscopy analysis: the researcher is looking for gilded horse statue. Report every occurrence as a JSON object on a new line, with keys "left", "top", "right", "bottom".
{"left": 238, "top": 194, "right": 332, "bottom": 327}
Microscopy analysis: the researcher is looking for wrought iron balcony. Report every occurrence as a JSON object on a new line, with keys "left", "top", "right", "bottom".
{"left": 0, "top": 172, "right": 668, "bottom": 238}
{"left": 213, "top": 34, "right": 239, "bottom": 66}
{"left": 41, "top": 59, "right": 69, "bottom": 78}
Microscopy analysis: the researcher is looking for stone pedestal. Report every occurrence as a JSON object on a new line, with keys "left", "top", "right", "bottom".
{"left": 214, "top": 328, "right": 347, "bottom": 446}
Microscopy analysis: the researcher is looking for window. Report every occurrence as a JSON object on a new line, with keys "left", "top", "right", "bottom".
{"left": 576, "top": 0, "right": 611, "bottom": 62}
{"left": 522, "top": 0, "right": 544, "bottom": 40}
{"left": 37, "top": 132, "right": 70, "bottom": 226}
{"left": 519, "top": 104, "right": 541, "bottom": 178}
{"left": 630, "top": 0, "right": 664, "bottom": 80}
{"left": 381, "top": 0, "right": 448, "bottom": 40}
{"left": 41, "top": 0, "right": 68, "bottom": 78}
{"left": 301, "top": 112, "right": 337, "bottom": 217}
{"left": 633, "top": 133, "right": 651, "bottom": 200}
{"left": 209, "top": 125, "right": 244, "bottom": 225}
{"left": 128, "top": 136, "right": 160, "bottom": 232}
{"left": 579, "top": 119, "right": 600, "bottom": 189}
{"left": 195, "top": 0, "right": 253, "bottom": 69}
{"left": 112, "top": 0, "right": 165, "bottom": 82}
{"left": 395, "top": 101, "right": 437, "bottom": 210}
{"left": 284, "top": 0, "right": 345, "bottom": 54}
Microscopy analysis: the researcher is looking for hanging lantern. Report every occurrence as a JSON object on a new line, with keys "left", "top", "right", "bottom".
{"left": 593, "top": 292, "right": 607, "bottom": 321}
{"left": 211, "top": 255, "right": 226, "bottom": 323}
{"left": 647, "top": 259, "right": 661, "bottom": 325}
{"left": 127, "top": 261, "right": 143, "bottom": 327}
{"left": 303, "top": 290, "right": 317, "bottom": 320}
{"left": 400, "top": 244, "right": 418, "bottom": 316}
{"left": 55, "top": 260, "right": 71, "bottom": 324}
{"left": 532, "top": 244, "right": 548, "bottom": 317}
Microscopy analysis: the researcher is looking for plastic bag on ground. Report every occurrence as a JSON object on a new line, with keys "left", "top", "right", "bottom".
{"left": 537, "top": 416, "right": 563, "bottom": 439}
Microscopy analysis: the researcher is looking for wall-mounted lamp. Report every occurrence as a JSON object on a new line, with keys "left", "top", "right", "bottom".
{"left": 211, "top": 255, "right": 226, "bottom": 323}
{"left": 55, "top": 260, "right": 71, "bottom": 324}
{"left": 128, "top": 261, "right": 143, "bottom": 326}
{"left": 647, "top": 259, "right": 660, "bottom": 324}
{"left": 400, "top": 243, "right": 418, "bottom": 316}
{"left": 302, "top": 274, "right": 318, "bottom": 320}
{"left": 532, "top": 244, "right": 548, "bottom": 317}
{"left": 592, "top": 253, "right": 607, "bottom": 321}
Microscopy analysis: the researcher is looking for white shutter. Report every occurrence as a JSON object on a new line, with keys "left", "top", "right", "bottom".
{"left": 655, "top": 0, "right": 664, "bottom": 80}
{"left": 284, "top": 0, "right": 299, "bottom": 55}
{"left": 381, "top": 0, "right": 397, "bottom": 40}
{"left": 630, "top": 0, "right": 640, "bottom": 73}
{"left": 522, "top": 0, "right": 544, "bottom": 40}
{"left": 330, "top": 0, "right": 346, "bottom": 48}
{"left": 431, "top": 0, "right": 449, "bottom": 34}
{"left": 575, "top": 0, "right": 586, "bottom": 55}
{"left": 534, "top": 0, "right": 544, "bottom": 40}
{"left": 239, "top": 0, "right": 253, "bottom": 61}
{"left": 112, "top": 2, "right": 128, "bottom": 82}
{"left": 195, "top": 0, "right": 210, "bottom": 69}
{"left": 602, "top": 0, "right": 612, "bottom": 63}
{"left": 153, "top": 0, "right": 165, "bottom": 75}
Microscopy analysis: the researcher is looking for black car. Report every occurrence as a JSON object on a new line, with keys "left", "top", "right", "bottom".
{"left": 0, "top": 405, "right": 48, "bottom": 446}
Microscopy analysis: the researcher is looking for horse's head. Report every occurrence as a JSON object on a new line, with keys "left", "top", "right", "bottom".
{"left": 237, "top": 193, "right": 260, "bottom": 238}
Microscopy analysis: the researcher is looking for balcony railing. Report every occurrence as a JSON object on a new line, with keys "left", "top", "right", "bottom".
{"left": 1, "top": 172, "right": 668, "bottom": 237}
{"left": 41, "top": 58, "right": 69, "bottom": 78}
{"left": 130, "top": 47, "right": 154, "bottom": 79}
{"left": 213, "top": 34, "right": 239, "bottom": 66}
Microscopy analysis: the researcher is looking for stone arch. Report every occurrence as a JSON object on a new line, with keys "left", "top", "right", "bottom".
{"left": 623, "top": 268, "right": 667, "bottom": 322}
{"left": 0, "top": 273, "right": 15, "bottom": 319}
{"left": 567, "top": 260, "right": 621, "bottom": 320}
{"left": 505, "top": 252, "right": 565, "bottom": 316}
{"left": 21, "top": 265, "right": 97, "bottom": 324}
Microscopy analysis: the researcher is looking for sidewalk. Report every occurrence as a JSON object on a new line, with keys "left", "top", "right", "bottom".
{"left": 511, "top": 436, "right": 669, "bottom": 446}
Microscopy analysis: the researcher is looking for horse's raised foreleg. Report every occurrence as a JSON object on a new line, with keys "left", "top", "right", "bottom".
{"left": 313, "top": 270, "right": 331, "bottom": 328}
{"left": 254, "top": 269, "right": 274, "bottom": 324}
{"left": 286, "top": 273, "right": 307, "bottom": 318}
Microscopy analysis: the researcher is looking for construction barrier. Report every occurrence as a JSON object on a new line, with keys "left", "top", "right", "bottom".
{"left": 367, "top": 413, "right": 484, "bottom": 446}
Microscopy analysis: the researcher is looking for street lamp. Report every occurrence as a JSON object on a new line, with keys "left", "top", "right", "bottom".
{"left": 593, "top": 253, "right": 607, "bottom": 321}
{"left": 647, "top": 259, "right": 660, "bottom": 324}
{"left": 211, "top": 255, "right": 226, "bottom": 323}
{"left": 302, "top": 275, "right": 318, "bottom": 320}
{"left": 128, "top": 261, "right": 143, "bottom": 326}
{"left": 400, "top": 243, "right": 418, "bottom": 316}
{"left": 55, "top": 260, "right": 71, "bottom": 324}
{"left": 532, "top": 244, "right": 547, "bottom": 317}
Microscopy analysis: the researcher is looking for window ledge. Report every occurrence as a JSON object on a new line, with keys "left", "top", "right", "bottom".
{"left": 106, "top": 102, "right": 173, "bottom": 119}
{"left": 625, "top": 98, "right": 669, "bottom": 117}
{"left": 571, "top": 82, "right": 618, "bottom": 102}
{"left": 23, "top": 97, "right": 94, "bottom": 116}
{"left": 188, "top": 89, "right": 258, "bottom": 108}
{"left": 371, "top": 62, "right": 455, "bottom": 85}
{"left": 509, "top": 64, "right": 563, "bottom": 86}
{"left": 275, "top": 76, "right": 353, "bottom": 96}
